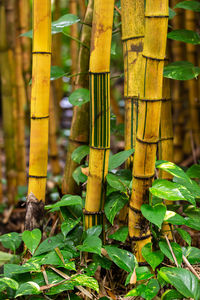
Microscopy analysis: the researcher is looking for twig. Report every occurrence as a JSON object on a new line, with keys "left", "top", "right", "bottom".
{"left": 182, "top": 255, "right": 200, "bottom": 280}
{"left": 190, "top": 130, "right": 197, "bottom": 164}
{"left": 114, "top": 5, "right": 121, "bottom": 15}
{"left": 165, "top": 234, "right": 179, "bottom": 267}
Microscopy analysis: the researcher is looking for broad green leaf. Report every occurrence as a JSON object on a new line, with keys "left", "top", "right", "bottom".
{"left": 71, "top": 274, "right": 99, "bottom": 293}
{"left": 72, "top": 165, "right": 87, "bottom": 185}
{"left": 0, "top": 232, "right": 21, "bottom": 252}
{"left": 184, "top": 205, "right": 200, "bottom": 219}
{"left": 0, "top": 278, "right": 18, "bottom": 291}
{"left": 85, "top": 262, "right": 99, "bottom": 276}
{"left": 34, "top": 234, "right": 65, "bottom": 256}
{"left": 183, "top": 246, "right": 200, "bottom": 264}
{"left": 125, "top": 267, "right": 153, "bottom": 285}
{"left": 77, "top": 236, "right": 102, "bottom": 256}
{"left": 15, "top": 282, "right": 41, "bottom": 297}
{"left": 69, "top": 88, "right": 90, "bottom": 107}
{"left": 126, "top": 279, "right": 159, "bottom": 300}
{"left": 164, "top": 61, "right": 200, "bottom": 80}
{"left": 158, "top": 267, "right": 200, "bottom": 299}
{"left": 86, "top": 225, "right": 102, "bottom": 237}
{"left": 61, "top": 217, "right": 81, "bottom": 238}
{"left": 108, "top": 149, "right": 134, "bottom": 171}
{"left": 186, "top": 164, "right": 200, "bottom": 178}
{"left": 142, "top": 243, "right": 164, "bottom": 271}
{"left": 164, "top": 210, "right": 186, "bottom": 225}
{"left": 46, "top": 282, "right": 74, "bottom": 295}
{"left": 4, "top": 263, "right": 41, "bottom": 276}
{"left": 22, "top": 229, "right": 41, "bottom": 255}
{"left": 175, "top": 1, "right": 200, "bottom": 12}
{"left": 51, "top": 65, "right": 67, "bottom": 81}
{"left": 104, "top": 192, "right": 128, "bottom": 224}
{"left": 45, "top": 195, "right": 82, "bottom": 210}
{"left": 106, "top": 173, "right": 128, "bottom": 193}
{"left": 159, "top": 241, "right": 183, "bottom": 265}
{"left": 169, "top": 8, "right": 176, "bottom": 19}
{"left": 21, "top": 14, "right": 80, "bottom": 38}
{"left": 0, "top": 251, "right": 14, "bottom": 266}
{"left": 185, "top": 217, "right": 200, "bottom": 230}
{"left": 104, "top": 246, "right": 136, "bottom": 273}
{"left": 176, "top": 228, "right": 191, "bottom": 246}
{"left": 109, "top": 226, "right": 128, "bottom": 242}
{"left": 93, "top": 254, "right": 112, "bottom": 270}
{"left": 141, "top": 204, "right": 166, "bottom": 229}
{"left": 156, "top": 161, "right": 191, "bottom": 183}
{"left": 161, "top": 289, "right": 184, "bottom": 300}
{"left": 71, "top": 145, "right": 89, "bottom": 163}
{"left": 168, "top": 29, "right": 200, "bottom": 45}
{"left": 150, "top": 179, "right": 195, "bottom": 205}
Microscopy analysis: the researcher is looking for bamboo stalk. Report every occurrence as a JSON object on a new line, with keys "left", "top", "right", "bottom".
{"left": 69, "top": 0, "right": 78, "bottom": 90}
{"left": 27, "top": 0, "right": 51, "bottom": 203}
{"left": 62, "top": 0, "right": 93, "bottom": 195}
{"left": 84, "top": 0, "right": 114, "bottom": 229}
{"left": 49, "top": 85, "right": 61, "bottom": 176}
{"left": 79, "top": 0, "right": 86, "bottom": 20}
{"left": 159, "top": 64, "right": 173, "bottom": 240}
{"left": 0, "top": 0, "right": 17, "bottom": 204}
{"left": 121, "top": 0, "right": 144, "bottom": 169}
{"left": 129, "top": 0, "right": 169, "bottom": 262}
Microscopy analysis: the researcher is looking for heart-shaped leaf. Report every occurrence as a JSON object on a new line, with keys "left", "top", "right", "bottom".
{"left": 22, "top": 229, "right": 42, "bottom": 255}
{"left": 141, "top": 204, "right": 166, "bottom": 228}
{"left": 142, "top": 243, "right": 164, "bottom": 270}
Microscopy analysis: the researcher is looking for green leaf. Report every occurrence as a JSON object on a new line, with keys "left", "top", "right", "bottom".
{"left": 175, "top": 1, "right": 200, "bottom": 12}
{"left": 144, "top": 279, "right": 160, "bottom": 300}
{"left": 71, "top": 274, "right": 99, "bottom": 293}
{"left": 4, "top": 263, "right": 41, "bottom": 276}
{"left": 0, "top": 251, "right": 14, "bottom": 266}
{"left": 150, "top": 179, "right": 195, "bottom": 205}
{"left": 104, "top": 192, "right": 128, "bottom": 224}
{"left": 186, "top": 164, "right": 200, "bottom": 178}
{"left": 141, "top": 204, "right": 166, "bottom": 229}
{"left": 169, "top": 8, "right": 176, "bottom": 19}
{"left": 86, "top": 225, "right": 102, "bottom": 237}
{"left": 77, "top": 236, "right": 102, "bottom": 256}
{"left": 142, "top": 243, "right": 164, "bottom": 271}
{"left": 164, "top": 211, "right": 186, "bottom": 225}
{"left": 22, "top": 229, "right": 41, "bottom": 255}
{"left": 51, "top": 65, "right": 67, "bottom": 81}
{"left": 158, "top": 267, "right": 200, "bottom": 299}
{"left": 106, "top": 173, "right": 128, "bottom": 193}
{"left": 0, "top": 278, "right": 18, "bottom": 291}
{"left": 69, "top": 88, "right": 90, "bottom": 107}
{"left": 164, "top": 61, "right": 200, "bottom": 80}
{"left": 161, "top": 289, "right": 184, "bottom": 300}
{"left": 71, "top": 145, "right": 89, "bottom": 164}
{"left": 104, "top": 246, "right": 136, "bottom": 273}
{"left": 183, "top": 246, "right": 200, "bottom": 264}
{"left": 45, "top": 195, "right": 82, "bottom": 210}
{"left": 34, "top": 234, "right": 65, "bottom": 256}
{"left": 185, "top": 217, "right": 200, "bottom": 230}
{"left": 176, "top": 228, "right": 191, "bottom": 246}
{"left": 109, "top": 226, "right": 128, "bottom": 242}
{"left": 168, "top": 29, "right": 200, "bottom": 45}
{"left": 93, "top": 254, "right": 111, "bottom": 270}
{"left": 108, "top": 149, "right": 134, "bottom": 171}
{"left": 184, "top": 205, "right": 200, "bottom": 219}
{"left": 0, "top": 232, "right": 22, "bottom": 252}
{"left": 125, "top": 267, "right": 153, "bottom": 285}
{"left": 73, "top": 165, "right": 87, "bottom": 185}
{"left": 61, "top": 217, "right": 81, "bottom": 238}
{"left": 15, "top": 282, "right": 41, "bottom": 297}
{"left": 85, "top": 262, "right": 99, "bottom": 276}
{"left": 159, "top": 241, "right": 183, "bottom": 265}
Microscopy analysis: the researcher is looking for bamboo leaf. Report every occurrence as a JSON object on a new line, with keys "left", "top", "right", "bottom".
{"left": 141, "top": 243, "right": 164, "bottom": 271}
{"left": 104, "top": 246, "right": 136, "bottom": 273}
{"left": 141, "top": 204, "right": 166, "bottom": 229}
{"left": 158, "top": 267, "right": 200, "bottom": 299}
{"left": 104, "top": 192, "right": 128, "bottom": 224}
{"left": 168, "top": 29, "right": 200, "bottom": 45}
{"left": 109, "top": 226, "right": 128, "bottom": 242}
{"left": 164, "top": 61, "right": 200, "bottom": 80}
{"left": 175, "top": 1, "right": 200, "bottom": 12}
{"left": 108, "top": 149, "right": 134, "bottom": 171}
{"left": 71, "top": 145, "right": 89, "bottom": 163}
{"left": 69, "top": 88, "right": 90, "bottom": 107}
{"left": 159, "top": 241, "right": 183, "bottom": 265}
{"left": 22, "top": 229, "right": 42, "bottom": 255}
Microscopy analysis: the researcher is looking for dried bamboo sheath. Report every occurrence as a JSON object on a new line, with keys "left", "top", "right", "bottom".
{"left": 84, "top": 0, "right": 114, "bottom": 229}
{"left": 28, "top": 0, "right": 51, "bottom": 201}
{"left": 129, "top": 0, "right": 169, "bottom": 262}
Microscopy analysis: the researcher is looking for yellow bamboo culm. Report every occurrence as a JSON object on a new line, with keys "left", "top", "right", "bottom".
{"left": 159, "top": 66, "right": 173, "bottom": 240}
{"left": 49, "top": 85, "right": 61, "bottom": 176}
{"left": 0, "top": 0, "right": 17, "bottom": 204}
{"left": 62, "top": 0, "right": 93, "bottom": 196}
{"left": 129, "top": 0, "right": 169, "bottom": 262}
{"left": 69, "top": 0, "right": 78, "bottom": 90}
{"left": 84, "top": 0, "right": 114, "bottom": 229}
{"left": 121, "top": 0, "right": 144, "bottom": 169}
{"left": 28, "top": 0, "right": 51, "bottom": 202}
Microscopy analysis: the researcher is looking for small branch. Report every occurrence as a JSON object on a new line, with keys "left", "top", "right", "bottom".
{"left": 182, "top": 255, "right": 200, "bottom": 280}
{"left": 165, "top": 234, "right": 179, "bottom": 267}
{"left": 114, "top": 5, "right": 121, "bottom": 15}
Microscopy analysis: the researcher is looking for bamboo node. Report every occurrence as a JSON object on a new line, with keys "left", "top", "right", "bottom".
{"left": 129, "top": 205, "right": 141, "bottom": 214}
{"left": 134, "top": 174, "right": 155, "bottom": 180}
{"left": 136, "top": 137, "right": 159, "bottom": 145}
{"left": 89, "top": 71, "right": 110, "bottom": 75}
{"left": 139, "top": 98, "right": 164, "bottom": 102}
{"left": 145, "top": 14, "right": 169, "bottom": 18}
{"left": 31, "top": 115, "right": 49, "bottom": 120}
{"left": 130, "top": 234, "right": 152, "bottom": 241}
{"left": 29, "top": 175, "right": 47, "bottom": 179}
{"left": 143, "top": 54, "right": 165, "bottom": 62}
{"left": 32, "top": 51, "right": 52, "bottom": 55}
{"left": 159, "top": 137, "right": 174, "bottom": 142}
{"left": 121, "top": 35, "right": 144, "bottom": 42}
{"left": 83, "top": 208, "right": 104, "bottom": 215}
